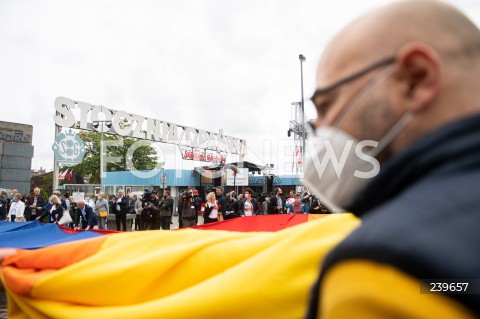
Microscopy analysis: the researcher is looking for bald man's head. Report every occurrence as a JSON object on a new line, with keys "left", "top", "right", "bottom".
{"left": 77, "top": 200, "right": 85, "bottom": 209}
{"left": 314, "top": 0, "right": 480, "bottom": 155}
{"left": 319, "top": 0, "right": 480, "bottom": 88}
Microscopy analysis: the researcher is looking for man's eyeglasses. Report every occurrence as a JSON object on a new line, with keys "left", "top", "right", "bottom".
{"left": 310, "top": 56, "right": 396, "bottom": 109}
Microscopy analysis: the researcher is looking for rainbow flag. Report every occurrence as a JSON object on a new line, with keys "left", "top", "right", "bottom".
{"left": 0, "top": 221, "right": 115, "bottom": 250}
{"left": 1, "top": 214, "right": 360, "bottom": 318}
{"left": 192, "top": 213, "right": 329, "bottom": 232}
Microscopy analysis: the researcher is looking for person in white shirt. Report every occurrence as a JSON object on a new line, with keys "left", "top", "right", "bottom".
{"left": 7, "top": 193, "right": 25, "bottom": 222}
{"left": 203, "top": 192, "right": 220, "bottom": 224}
{"left": 63, "top": 193, "right": 71, "bottom": 212}
{"left": 84, "top": 194, "right": 95, "bottom": 208}
{"left": 240, "top": 188, "right": 259, "bottom": 216}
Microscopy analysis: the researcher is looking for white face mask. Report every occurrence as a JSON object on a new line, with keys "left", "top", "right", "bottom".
{"left": 303, "top": 127, "right": 376, "bottom": 212}
{"left": 303, "top": 113, "right": 413, "bottom": 213}
{"left": 244, "top": 193, "right": 249, "bottom": 198}
{"left": 304, "top": 64, "right": 416, "bottom": 212}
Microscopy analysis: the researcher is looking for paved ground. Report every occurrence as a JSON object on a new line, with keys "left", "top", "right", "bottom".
{"left": 0, "top": 292, "right": 6, "bottom": 319}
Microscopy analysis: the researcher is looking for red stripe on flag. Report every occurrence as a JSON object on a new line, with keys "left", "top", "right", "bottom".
{"left": 190, "top": 214, "right": 310, "bottom": 232}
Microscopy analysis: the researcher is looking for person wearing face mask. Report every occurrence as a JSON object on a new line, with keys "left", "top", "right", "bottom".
{"left": 239, "top": 188, "right": 259, "bottom": 217}
{"left": 306, "top": 1, "right": 480, "bottom": 318}
{"left": 268, "top": 187, "right": 285, "bottom": 214}
{"left": 84, "top": 194, "right": 95, "bottom": 209}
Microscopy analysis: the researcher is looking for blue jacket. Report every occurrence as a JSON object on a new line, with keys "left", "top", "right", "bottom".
{"left": 308, "top": 114, "right": 480, "bottom": 317}
{"left": 75, "top": 205, "right": 97, "bottom": 229}
{"left": 38, "top": 203, "right": 64, "bottom": 223}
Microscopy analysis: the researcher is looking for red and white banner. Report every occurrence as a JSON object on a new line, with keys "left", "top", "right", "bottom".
{"left": 180, "top": 147, "right": 226, "bottom": 164}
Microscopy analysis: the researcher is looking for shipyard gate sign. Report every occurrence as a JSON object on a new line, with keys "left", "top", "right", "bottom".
{"left": 54, "top": 97, "right": 247, "bottom": 159}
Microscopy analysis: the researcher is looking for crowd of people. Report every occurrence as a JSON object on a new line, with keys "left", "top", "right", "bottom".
{"left": 177, "top": 186, "right": 330, "bottom": 227}
{"left": 0, "top": 185, "right": 330, "bottom": 231}
{"left": 0, "top": 187, "right": 95, "bottom": 229}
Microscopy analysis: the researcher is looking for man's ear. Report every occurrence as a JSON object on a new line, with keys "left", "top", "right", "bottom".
{"left": 395, "top": 42, "right": 443, "bottom": 112}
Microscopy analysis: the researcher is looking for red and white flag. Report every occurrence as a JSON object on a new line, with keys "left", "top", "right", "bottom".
{"left": 58, "top": 169, "right": 69, "bottom": 179}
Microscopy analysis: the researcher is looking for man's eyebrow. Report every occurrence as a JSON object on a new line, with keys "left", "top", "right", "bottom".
{"left": 310, "top": 56, "right": 396, "bottom": 101}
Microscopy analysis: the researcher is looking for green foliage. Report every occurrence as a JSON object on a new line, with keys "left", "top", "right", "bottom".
{"left": 67, "top": 131, "right": 161, "bottom": 184}
{"left": 39, "top": 188, "right": 49, "bottom": 200}
{"left": 31, "top": 171, "right": 53, "bottom": 194}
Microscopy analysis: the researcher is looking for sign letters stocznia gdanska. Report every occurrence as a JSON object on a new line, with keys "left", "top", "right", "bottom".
{"left": 53, "top": 97, "right": 247, "bottom": 156}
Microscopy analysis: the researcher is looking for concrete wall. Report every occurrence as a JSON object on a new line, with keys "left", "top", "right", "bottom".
{"left": 0, "top": 121, "right": 34, "bottom": 195}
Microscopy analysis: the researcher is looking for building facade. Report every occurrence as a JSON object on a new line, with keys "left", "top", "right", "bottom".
{"left": 0, "top": 121, "right": 34, "bottom": 195}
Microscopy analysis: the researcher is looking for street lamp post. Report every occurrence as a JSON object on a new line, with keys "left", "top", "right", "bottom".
{"left": 161, "top": 172, "right": 167, "bottom": 193}
{"left": 229, "top": 164, "right": 239, "bottom": 194}
{"left": 299, "top": 54, "right": 306, "bottom": 170}
{"left": 92, "top": 120, "right": 112, "bottom": 193}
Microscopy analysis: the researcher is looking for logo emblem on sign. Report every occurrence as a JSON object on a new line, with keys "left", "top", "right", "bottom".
{"left": 52, "top": 129, "right": 85, "bottom": 167}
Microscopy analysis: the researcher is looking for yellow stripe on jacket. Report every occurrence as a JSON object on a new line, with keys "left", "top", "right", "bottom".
{"left": 320, "top": 260, "right": 476, "bottom": 319}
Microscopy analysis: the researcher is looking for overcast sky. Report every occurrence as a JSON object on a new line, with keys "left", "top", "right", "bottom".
{"left": 1, "top": 0, "right": 479, "bottom": 175}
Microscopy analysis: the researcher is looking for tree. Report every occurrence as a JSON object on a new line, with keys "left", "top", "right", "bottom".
{"left": 31, "top": 171, "right": 54, "bottom": 194}
{"left": 107, "top": 138, "right": 160, "bottom": 173}
{"left": 64, "top": 131, "right": 161, "bottom": 184}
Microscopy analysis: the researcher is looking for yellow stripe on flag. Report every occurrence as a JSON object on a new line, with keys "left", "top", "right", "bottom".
{"left": 3, "top": 213, "right": 360, "bottom": 319}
